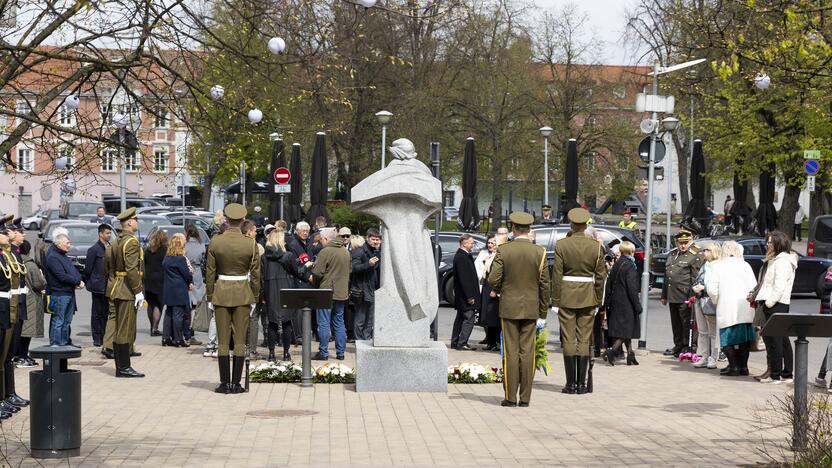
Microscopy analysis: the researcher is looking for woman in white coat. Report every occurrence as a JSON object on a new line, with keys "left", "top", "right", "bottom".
{"left": 706, "top": 241, "right": 757, "bottom": 377}
{"left": 691, "top": 242, "right": 721, "bottom": 369}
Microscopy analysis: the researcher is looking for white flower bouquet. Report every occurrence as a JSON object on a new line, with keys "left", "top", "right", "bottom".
{"left": 250, "top": 360, "right": 303, "bottom": 383}
{"left": 447, "top": 362, "right": 503, "bottom": 383}
{"left": 314, "top": 362, "right": 355, "bottom": 384}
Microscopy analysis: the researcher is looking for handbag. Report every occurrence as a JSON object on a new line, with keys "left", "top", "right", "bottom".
{"left": 192, "top": 295, "right": 210, "bottom": 333}
{"left": 699, "top": 297, "right": 716, "bottom": 316}
{"left": 349, "top": 286, "right": 364, "bottom": 304}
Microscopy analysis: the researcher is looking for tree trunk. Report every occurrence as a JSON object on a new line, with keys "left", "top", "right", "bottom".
{"left": 200, "top": 173, "right": 214, "bottom": 210}
{"left": 778, "top": 184, "right": 800, "bottom": 233}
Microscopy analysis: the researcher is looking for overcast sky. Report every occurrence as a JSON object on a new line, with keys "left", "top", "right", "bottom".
{"left": 533, "top": 0, "right": 644, "bottom": 65}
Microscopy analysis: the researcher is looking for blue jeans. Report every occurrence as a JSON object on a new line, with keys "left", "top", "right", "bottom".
{"left": 49, "top": 294, "right": 76, "bottom": 346}
{"left": 317, "top": 300, "right": 346, "bottom": 358}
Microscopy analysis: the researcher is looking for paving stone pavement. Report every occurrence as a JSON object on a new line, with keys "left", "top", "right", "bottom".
{"left": 0, "top": 333, "right": 806, "bottom": 467}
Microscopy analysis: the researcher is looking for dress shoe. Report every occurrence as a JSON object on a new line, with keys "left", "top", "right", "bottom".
{"left": 116, "top": 367, "right": 145, "bottom": 378}
{"left": 93, "top": 341, "right": 102, "bottom": 347}
{"left": 663, "top": 348, "right": 678, "bottom": 356}
{"left": 720, "top": 367, "right": 739, "bottom": 376}
{"left": 312, "top": 352, "right": 328, "bottom": 361}
{"left": 151, "top": 330, "right": 162, "bottom": 337}
{"left": 130, "top": 351, "right": 142, "bottom": 357}
{"left": 627, "top": 352, "right": 639, "bottom": 366}
{"left": 0, "top": 410, "right": 11, "bottom": 420}
{"left": 214, "top": 383, "right": 230, "bottom": 394}
{"left": 282, "top": 352, "right": 291, "bottom": 360}
{"left": 101, "top": 348, "right": 115, "bottom": 359}
{"left": 267, "top": 353, "right": 276, "bottom": 362}
{"left": 604, "top": 349, "right": 615, "bottom": 366}
{"left": 485, "top": 344, "right": 499, "bottom": 351}
{"left": 7, "top": 394, "right": 29, "bottom": 407}
{"left": 228, "top": 383, "right": 245, "bottom": 394}
{"left": 518, "top": 402, "right": 529, "bottom": 407}
{"left": 500, "top": 399, "right": 517, "bottom": 407}
{"left": 174, "top": 341, "right": 190, "bottom": 348}
{"left": 753, "top": 370, "right": 771, "bottom": 381}
{"left": 161, "top": 338, "right": 173, "bottom": 347}
{"left": 738, "top": 368, "right": 750, "bottom": 376}
{"left": 479, "top": 339, "right": 489, "bottom": 345}
{"left": 189, "top": 337, "right": 202, "bottom": 346}
{"left": 593, "top": 348, "right": 601, "bottom": 358}
{"left": 0, "top": 401, "right": 19, "bottom": 413}
{"left": 336, "top": 355, "right": 345, "bottom": 360}
{"left": 458, "top": 344, "right": 476, "bottom": 351}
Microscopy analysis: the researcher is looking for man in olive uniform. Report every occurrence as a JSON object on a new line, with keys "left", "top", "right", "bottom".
{"left": 107, "top": 208, "right": 145, "bottom": 377}
{"left": 0, "top": 218, "right": 27, "bottom": 417}
{"left": 206, "top": 203, "right": 260, "bottom": 395}
{"left": 488, "top": 212, "right": 550, "bottom": 407}
{"left": 661, "top": 227, "right": 704, "bottom": 357}
{"left": 552, "top": 208, "right": 607, "bottom": 395}
{"left": 5, "top": 219, "right": 29, "bottom": 409}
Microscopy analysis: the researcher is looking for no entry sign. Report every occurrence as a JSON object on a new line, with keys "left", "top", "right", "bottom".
{"left": 273, "top": 167, "right": 291, "bottom": 184}
{"left": 804, "top": 159, "right": 820, "bottom": 176}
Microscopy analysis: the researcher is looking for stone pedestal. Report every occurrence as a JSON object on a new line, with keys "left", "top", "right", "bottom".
{"left": 355, "top": 340, "right": 448, "bottom": 393}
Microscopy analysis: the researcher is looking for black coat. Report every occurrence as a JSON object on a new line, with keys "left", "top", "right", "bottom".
{"left": 83, "top": 241, "right": 108, "bottom": 294}
{"left": 604, "top": 257, "right": 642, "bottom": 339}
{"left": 452, "top": 248, "right": 480, "bottom": 311}
{"left": 162, "top": 256, "right": 193, "bottom": 306}
{"left": 351, "top": 243, "right": 380, "bottom": 303}
{"left": 143, "top": 246, "right": 167, "bottom": 297}
{"left": 261, "top": 245, "right": 308, "bottom": 323}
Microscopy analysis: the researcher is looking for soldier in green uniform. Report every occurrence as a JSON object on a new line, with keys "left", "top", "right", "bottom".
{"left": 107, "top": 208, "right": 145, "bottom": 377}
{"left": 661, "top": 227, "right": 704, "bottom": 357}
{"left": 206, "top": 203, "right": 260, "bottom": 394}
{"left": 488, "top": 212, "right": 550, "bottom": 407}
{"left": 552, "top": 208, "right": 607, "bottom": 395}
{"left": 0, "top": 217, "right": 27, "bottom": 417}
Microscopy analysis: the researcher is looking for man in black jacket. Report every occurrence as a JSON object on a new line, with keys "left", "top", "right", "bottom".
{"left": 451, "top": 234, "right": 479, "bottom": 350}
{"left": 351, "top": 228, "right": 381, "bottom": 341}
{"left": 84, "top": 224, "right": 112, "bottom": 347}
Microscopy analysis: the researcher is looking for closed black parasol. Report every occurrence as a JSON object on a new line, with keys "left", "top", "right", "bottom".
{"left": 306, "top": 132, "right": 329, "bottom": 224}
{"left": 268, "top": 137, "right": 286, "bottom": 223}
{"left": 457, "top": 137, "right": 480, "bottom": 231}
{"left": 682, "top": 139, "right": 709, "bottom": 234}
{"left": 287, "top": 143, "right": 304, "bottom": 224}
{"left": 729, "top": 163, "right": 753, "bottom": 233}
{"left": 560, "top": 138, "right": 580, "bottom": 222}
{"left": 755, "top": 162, "right": 777, "bottom": 235}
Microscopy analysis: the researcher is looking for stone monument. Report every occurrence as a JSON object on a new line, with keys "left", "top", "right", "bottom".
{"left": 351, "top": 138, "right": 448, "bottom": 392}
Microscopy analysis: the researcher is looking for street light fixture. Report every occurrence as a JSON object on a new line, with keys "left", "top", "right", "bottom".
{"left": 637, "top": 58, "right": 705, "bottom": 351}
{"left": 113, "top": 112, "right": 130, "bottom": 212}
{"left": 358, "top": 0, "right": 378, "bottom": 8}
{"left": 539, "top": 126, "right": 553, "bottom": 206}
{"left": 64, "top": 94, "right": 80, "bottom": 110}
{"left": 661, "top": 116, "right": 679, "bottom": 131}
{"left": 661, "top": 115, "right": 680, "bottom": 253}
{"left": 375, "top": 110, "right": 393, "bottom": 169}
{"left": 268, "top": 37, "right": 286, "bottom": 55}
{"left": 248, "top": 108, "right": 263, "bottom": 124}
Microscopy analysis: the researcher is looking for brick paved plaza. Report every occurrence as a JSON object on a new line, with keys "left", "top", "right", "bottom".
{"left": 0, "top": 299, "right": 808, "bottom": 467}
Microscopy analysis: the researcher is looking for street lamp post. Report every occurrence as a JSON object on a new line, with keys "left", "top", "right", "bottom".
{"left": 539, "top": 126, "right": 553, "bottom": 206}
{"left": 113, "top": 112, "right": 129, "bottom": 213}
{"left": 662, "top": 116, "right": 680, "bottom": 251}
{"left": 375, "top": 111, "right": 392, "bottom": 169}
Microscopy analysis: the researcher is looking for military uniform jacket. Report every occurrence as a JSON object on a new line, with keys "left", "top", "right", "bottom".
{"left": 487, "top": 237, "right": 550, "bottom": 320}
{"left": 661, "top": 247, "right": 704, "bottom": 303}
{"left": 12, "top": 247, "right": 26, "bottom": 321}
{"left": 0, "top": 253, "right": 11, "bottom": 328}
{"left": 552, "top": 232, "right": 607, "bottom": 309}
{"left": 206, "top": 228, "right": 261, "bottom": 307}
{"left": 106, "top": 231, "right": 144, "bottom": 301}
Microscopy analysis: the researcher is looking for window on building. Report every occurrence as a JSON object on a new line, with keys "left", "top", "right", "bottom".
{"left": 124, "top": 151, "right": 139, "bottom": 172}
{"left": 59, "top": 104, "right": 75, "bottom": 126}
{"left": 101, "top": 149, "right": 116, "bottom": 172}
{"left": 613, "top": 85, "right": 626, "bottom": 99}
{"left": 153, "top": 147, "right": 168, "bottom": 172}
{"left": 16, "top": 147, "right": 33, "bottom": 171}
{"left": 15, "top": 100, "right": 31, "bottom": 123}
{"left": 154, "top": 106, "right": 167, "bottom": 128}
{"left": 60, "top": 147, "right": 73, "bottom": 170}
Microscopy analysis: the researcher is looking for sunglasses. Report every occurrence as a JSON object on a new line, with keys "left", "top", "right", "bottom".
{"left": 341, "top": 235, "right": 350, "bottom": 238}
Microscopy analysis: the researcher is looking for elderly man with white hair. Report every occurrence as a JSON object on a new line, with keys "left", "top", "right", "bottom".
{"left": 44, "top": 227, "right": 84, "bottom": 346}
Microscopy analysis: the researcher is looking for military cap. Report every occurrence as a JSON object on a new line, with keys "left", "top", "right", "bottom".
{"left": 542, "top": 204, "right": 552, "bottom": 210}
{"left": 674, "top": 226, "right": 694, "bottom": 242}
{"left": 116, "top": 207, "right": 138, "bottom": 222}
{"left": 224, "top": 203, "right": 247, "bottom": 221}
{"left": 567, "top": 207, "right": 590, "bottom": 224}
{"left": 0, "top": 213, "right": 12, "bottom": 227}
{"left": 509, "top": 211, "right": 534, "bottom": 227}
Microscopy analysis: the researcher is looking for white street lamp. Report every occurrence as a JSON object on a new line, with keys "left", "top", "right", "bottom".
{"left": 754, "top": 73, "right": 771, "bottom": 90}
{"left": 113, "top": 112, "right": 130, "bottom": 212}
{"left": 64, "top": 94, "right": 80, "bottom": 110}
{"left": 661, "top": 116, "right": 679, "bottom": 131}
{"left": 358, "top": 0, "right": 377, "bottom": 8}
{"left": 210, "top": 85, "right": 225, "bottom": 100}
{"left": 268, "top": 37, "right": 286, "bottom": 55}
{"left": 376, "top": 110, "right": 393, "bottom": 169}
{"left": 248, "top": 108, "right": 263, "bottom": 124}
{"left": 539, "top": 126, "right": 553, "bottom": 206}
{"left": 55, "top": 156, "right": 69, "bottom": 170}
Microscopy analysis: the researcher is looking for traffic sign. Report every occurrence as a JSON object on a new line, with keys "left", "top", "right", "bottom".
{"left": 807, "top": 176, "right": 816, "bottom": 192}
{"left": 804, "top": 159, "right": 820, "bottom": 176}
{"left": 273, "top": 166, "right": 291, "bottom": 184}
{"left": 274, "top": 184, "right": 291, "bottom": 194}
{"left": 638, "top": 137, "right": 666, "bottom": 164}
{"left": 804, "top": 150, "right": 821, "bottom": 160}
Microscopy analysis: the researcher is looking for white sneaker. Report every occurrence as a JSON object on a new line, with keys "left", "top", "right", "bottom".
{"left": 706, "top": 357, "right": 717, "bottom": 369}
{"left": 813, "top": 377, "right": 827, "bottom": 388}
{"left": 211, "top": 351, "right": 218, "bottom": 358}
{"left": 759, "top": 377, "right": 783, "bottom": 384}
{"left": 781, "top": 377, "right": 794, "bottom": 384}
{"left": 692, "top": 358, "right": 707, "bottom": 368}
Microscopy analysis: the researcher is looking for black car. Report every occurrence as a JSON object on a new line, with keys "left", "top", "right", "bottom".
{"left": 102, "top": 197, "right": 165, "bottom": 215}
{"left": 650, "top": 236, "right": 832, "bottom": 297}
{"left": 38, "top": 222, "right": 118, "bottom": 273}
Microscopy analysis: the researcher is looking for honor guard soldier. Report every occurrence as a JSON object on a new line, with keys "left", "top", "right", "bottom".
{"left": 206, "top": 203, "right": 260, "bottom": 394}
{"left": 0, "top": 218, "right": 28, "bottom": 418}
{"left": 552, "top": 208, "right": 607, "bottom": 395}
{"left": 6, "top": 218, "right": 29, "bottom": 408}
{"left": 107, "top": 208, "right": 145, "bottom": 377}
{"left": 488, "top": 211, "right": 550, "bottom": 407}
{"left": 661, "top": 227, "right": 704, "bottom": 357}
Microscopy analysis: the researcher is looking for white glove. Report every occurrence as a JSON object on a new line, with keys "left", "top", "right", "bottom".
{"left": 536, "top": 318, "right": 546, "bottom": 330}
{"left": 208, "top": 302, "right": 214, "bottom": 311}
{"left": 134, "top": 292, "right": 144, "bottom": 309}
{"left": 250, "top": 304, "right": 257, "bottom": 317}
{"left": 549, "top": 306, "right": 558, "bottom": 315}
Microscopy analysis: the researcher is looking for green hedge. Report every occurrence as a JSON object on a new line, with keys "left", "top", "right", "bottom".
{"left": 327, "top": 205, "right": 380, "bottom": 236}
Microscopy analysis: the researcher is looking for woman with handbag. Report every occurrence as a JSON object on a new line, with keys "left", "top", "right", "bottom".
{"left": 602, "top": 241, "right": 642, "bottom": 366}
{"left": 691, "top": 242, "right": 721, "bottom": 369}
{"left": 706, "top": 241, "right": 757, "bottom": 376}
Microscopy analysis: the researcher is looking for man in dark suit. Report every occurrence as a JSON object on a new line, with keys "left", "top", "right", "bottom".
{"left": 84, "top": 223, "right": 112, "bottom": 347}
{"left": 451, "top": 234, "right": 479, "bottom": 351}
{"left": 90, "top": 207, "right": 113, "bottom": 225}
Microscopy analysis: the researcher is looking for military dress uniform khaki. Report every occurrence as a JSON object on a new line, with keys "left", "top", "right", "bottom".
{"left": 488, "top": 212, "right": 550, "bottom": 406}
{"left": 107, "top": 208, "right": 145, "bottom": 377}
{"left": 552, "top": 208, "right": 607, "bottom": 395}
{"left": 0, "top": 220, "right": 27, "bottom": 417}
{"left": 206, "top": 203, "right": 260, "bottom": 394}
{"left": 661, "top": 230, "right": 704, "bottom": 356}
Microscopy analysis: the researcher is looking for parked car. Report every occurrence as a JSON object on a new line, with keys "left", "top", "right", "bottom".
{"left": 443, "top": 207, "right": 459, "bottom": 222}
{"left": 808, "top": 215, "right": 832, "bottom": 258}
{"left": 531, "top": 224, "right": 646, "bottom": 276}
{"left": 102, "top": 197, "right": 165, "bottom": 215}
{"left": 59, "top": 200, "right": 102, "bottom": 219}
{"left": 161, "top": 213, "right": 213, "bottom": 233}
{"left": 108, "top": 214, "right": 169, "bottom": 244}
{"left": 145, "top": 224, "right": 210, "bottom": 249}
{"left": 650, "top": 236, "right": 832, "bottom": 297}
{"left": 37, "top": 222, "right": 118, "bottom": 273}
{"left": 23, "top": 210, "right": 46, "bottom": 230}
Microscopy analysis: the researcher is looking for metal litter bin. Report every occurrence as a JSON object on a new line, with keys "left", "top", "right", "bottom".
{"left": 29, "top": 345, "right": 82, "bottom": 458}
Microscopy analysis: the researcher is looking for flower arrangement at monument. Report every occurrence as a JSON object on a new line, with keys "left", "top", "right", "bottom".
{"left": 535, "top": 329, "right": 551, "bottom": 375}
{"left": 447, "top": 363, "right": 503, "bottom": 383}
{"left": 249, "top": 361, "right": 356, "bottom": 384}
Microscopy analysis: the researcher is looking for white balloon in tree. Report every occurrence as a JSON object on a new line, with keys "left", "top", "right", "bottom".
{"left": 268, "top": 37, "right": 286, "bottom": 55}
{"left": 754, "top": 73, "right": 771, "bottom": 90}
{"left": 64, "top": 94, "right": 80, "bottom": 110}
{"left": 248, "top": 108, "right": 263, "bottom": 123}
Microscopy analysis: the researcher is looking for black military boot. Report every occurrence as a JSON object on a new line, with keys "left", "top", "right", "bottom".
{"left": 229, "top": 356, "right": 245, "bottom": 394}
{"left": 101, "top": 347, "right": 115, "bottom": 359}
{"left": 115, "top": 344, "right": 145, "bottom": 378}
{"left": 577, "top": 356, "right": 590, "bottom": 394}
{"left": 561, "top": 355, "right": 577, "bottom": 394}
{"left": 215, "top": 356, "right": 230, "bottom": 394}
{"left": 5, "top": 362, "right": 28, "bottom": 407}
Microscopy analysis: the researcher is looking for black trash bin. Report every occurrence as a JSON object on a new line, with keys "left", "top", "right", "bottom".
{"left": 29, "top": 345, "right": 82, "bottom": 459}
